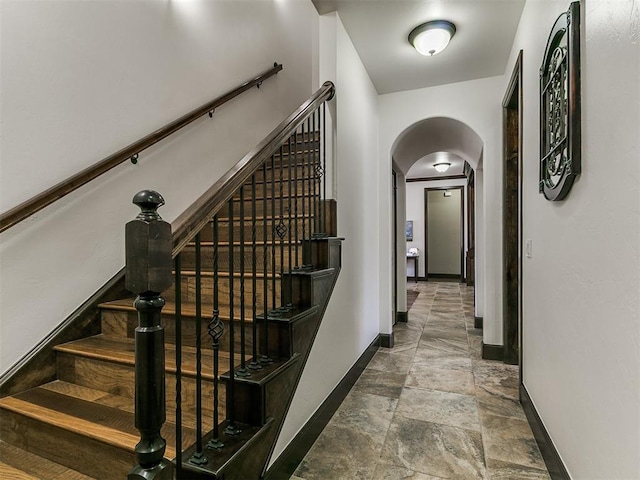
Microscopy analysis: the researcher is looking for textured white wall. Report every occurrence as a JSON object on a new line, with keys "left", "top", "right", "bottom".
{"left": 378, "top": 76, "right": 502, "bottom": 342}
{"left": 0, "top": 0, "right": 320, "bottom": 374}
{"left": 271, "top": 11, "right": 381, "bottom": 464}
{"left": 509, "top": 0, "right": 640, "bottom": 477}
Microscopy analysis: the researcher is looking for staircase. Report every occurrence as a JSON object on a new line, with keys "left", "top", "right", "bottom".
{"left": 0, "top": 84, "right": 340, "bottom": 479}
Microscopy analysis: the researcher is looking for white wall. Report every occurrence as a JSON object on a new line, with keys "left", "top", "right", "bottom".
{"left": 510, "top": 0, "right": 640, "bottom": 477}
{"left": 271, "top": 12, "right": 381, "bottom": 463}
{"left": 0, "top": 0, "right": 320, "bottom": 375}
{"left": 405, "top": 179, "right": 467, "bottom": 277}
{"left": 379, "top": 76, "right": 503, "bottom": 342}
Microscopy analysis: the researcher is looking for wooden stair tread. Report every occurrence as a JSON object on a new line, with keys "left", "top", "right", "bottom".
{"left": 0, "top": 461, "right": 40, "bottom": 480}
{"left": 0, "top": 386, "right": 192, "bottom": 458}
{"left": 40, "top": 381, "right": 213, "bottom": 433}
{"left": 100, "top": 299, "right": 261, "bottom": 323}
{"left": 54, "top": 335, "right": 240, "bottom": 379}
{"left": 0, "top": 439, "right": 98, "bottom": 480}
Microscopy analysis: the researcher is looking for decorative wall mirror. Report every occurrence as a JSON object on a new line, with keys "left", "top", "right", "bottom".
{"left": 539, "top": 1, "right": 581, "bottom": 201}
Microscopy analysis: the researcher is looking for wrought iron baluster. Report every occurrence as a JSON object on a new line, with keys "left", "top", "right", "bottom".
{"left": 207, "top": 216, "right": 224, "bottom": 450}
{"left": 287, "top": 135, "right": 294, "bottom": 305}
{"left": 277, "top": 145, "right": 287, "bottom": 311}
{"left": 300, "top": 123, "right": 307, "bottom": 267}
{"left": 249, "top": 174, "right": 262, "bottom": 371}
{"left": 261, "top": 162, "right": 271, "bottom": 364}
{"left": 225, "top": 199, "right": 240, "bottom": 436}
{"left": 312, "top": 110, "right": 317, "bottom": 235}
{"left": 189, "top": 233, "right": 207, "bottom": 465}
{"left": 294, "top": 129, "right": 300, "bottom": 268}
{"left": 322, "top": 102, "right": 327, "bottom": 235}
{"left": 271, "top": 154, "right": 277, "bottom": 312}
{"left": 174, "top": 254, "right": 183, "bottom": 476}
{"left": 305, "top": 116, "right": 312, "bottom": 263}
{"left": 237, "top": 187, "right": 249, "bottom": 378}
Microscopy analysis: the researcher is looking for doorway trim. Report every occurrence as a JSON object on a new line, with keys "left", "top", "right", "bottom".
{"left": 502, "top": 50, "right": 523, "bottom": 369}
{"left": 423, "top": 186, "right": 465, "bottom": 283}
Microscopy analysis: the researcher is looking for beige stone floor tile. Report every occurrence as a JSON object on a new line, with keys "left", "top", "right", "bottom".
{"left": 480, "top": 413, "right": 547, "bottom": 471}
{"left": 396, "top": 387, "right": 481, "bottom": 432}
{"left": 371, "top": 461, "right": 448, "bottom": 480}
{"left": 354, "top": 369, "right": 407, "bottom": 399}
{"left": 294, "top": 423, "right": 382, "bottom": 480}
{"left": 296, "top": 282, "right": 549, "bottom": 480}
{"left": 406, "top": 363, "right": 476, "bottom": 396}
{"left": 486, "top": 458, "right": 551, "bottom": 480}
{"left": 380, "top": 416, "right": 486, "bottom": 480}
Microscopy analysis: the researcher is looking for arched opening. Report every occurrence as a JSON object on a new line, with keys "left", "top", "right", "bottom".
{"left": 390, "top": 117, "right": 484, "bottom": 325}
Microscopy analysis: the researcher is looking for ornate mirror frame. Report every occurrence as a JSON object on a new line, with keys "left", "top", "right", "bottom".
{"left": 539, "top": 1, "right": 581, "bottom": 201}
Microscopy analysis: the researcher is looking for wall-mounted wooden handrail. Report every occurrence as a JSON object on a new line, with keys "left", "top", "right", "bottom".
{"left": 171, "top": 81, "right": 335, "bottom": 256}
{"left": 0, "top": 63, "right": 283, "bottom": 234}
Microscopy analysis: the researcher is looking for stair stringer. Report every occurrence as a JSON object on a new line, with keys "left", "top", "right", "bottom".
{"left": 179, "top": 237, "right": 343, "bottom": 480}
{"left": 258, "top": 237, "right": 344, "bottom": 479}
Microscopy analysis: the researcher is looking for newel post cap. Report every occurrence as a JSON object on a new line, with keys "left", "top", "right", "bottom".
{"left": 125, "top": 190, "right": 172, "bottom": 295}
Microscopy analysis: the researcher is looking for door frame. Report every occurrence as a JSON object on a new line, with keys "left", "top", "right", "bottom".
{"left": 502, "top": 50, "right": 524, "bottom": 369}
{"left": 464, "top": 162, "right": 475, "bottom": 286}
{"left": 424, "top": 186, "right": 465, "bottom": 282}
{"left": 392, "top": 169, "right": 398, "bottom": 325}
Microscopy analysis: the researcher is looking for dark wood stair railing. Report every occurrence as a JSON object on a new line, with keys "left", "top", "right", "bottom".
{"left": 124, "top": 81, "right": 337, "bottom": 479}
{"left": 0, "top": 63, "right": 283, "bottom": 234}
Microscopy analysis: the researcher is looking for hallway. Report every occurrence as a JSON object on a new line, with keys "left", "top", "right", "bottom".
{"left": 292, "top": 282, "right": 550, "bottom": 479}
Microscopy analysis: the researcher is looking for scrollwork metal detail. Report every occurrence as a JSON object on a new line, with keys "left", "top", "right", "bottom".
{"left": 539, "top": 2, "right": 581, "bottom": 201}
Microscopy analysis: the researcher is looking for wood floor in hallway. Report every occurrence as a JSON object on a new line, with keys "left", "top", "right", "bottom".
{"left": 292, "top": 282, "right": 550, "bottom": 480}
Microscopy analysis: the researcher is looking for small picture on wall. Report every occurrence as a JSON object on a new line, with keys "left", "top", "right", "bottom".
{"left": 406, "top": 220, "right": 413, "bottom": 241}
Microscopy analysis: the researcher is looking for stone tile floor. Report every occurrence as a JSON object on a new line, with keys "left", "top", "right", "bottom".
{"left": 292, "top": 282, "right": 550, "bottom": 480}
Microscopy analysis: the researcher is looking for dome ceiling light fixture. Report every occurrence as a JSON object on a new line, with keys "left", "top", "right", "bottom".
{"left": 408, "top": 20, "right": 457, "bottom": 57}
{"left": 433, "top": 162, "right": 451, "bottom": 173}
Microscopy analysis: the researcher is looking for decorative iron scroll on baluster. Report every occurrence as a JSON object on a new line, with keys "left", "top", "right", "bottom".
{"left": 126, "top": 190, "right": 173, "bottom": 480}
{"left": 207, "top": 215, "right": 225, "bottom": 450}
{"left": 313, "top": 106, "right": 328, "bottom": 239}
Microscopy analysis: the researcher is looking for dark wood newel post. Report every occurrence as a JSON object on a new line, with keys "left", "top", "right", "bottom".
{"left": 126, "top": 190, "right": 174, "bottom": 480}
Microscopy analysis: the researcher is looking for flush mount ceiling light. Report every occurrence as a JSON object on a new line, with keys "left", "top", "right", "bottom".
{"left": 409, "top": 20, "right": 456, "bottom": 56}
{"left": 433, "top": 162, "right": 451, "bottom": 173}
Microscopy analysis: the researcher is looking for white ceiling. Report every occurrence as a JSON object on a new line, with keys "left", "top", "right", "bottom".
{"left": 406, "top": 152, "right": 465, "bottom": 179}
{"left": 312, "top": 0, "right": 526, "bottom": 94}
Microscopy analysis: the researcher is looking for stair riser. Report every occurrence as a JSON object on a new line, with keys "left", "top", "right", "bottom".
{"left": 218, "top": 196, "right": 321, "bottom": 219}
{"left": 165, "top": 275, "right": 281, "bottom": 307}
{"left": 56, "top": 354, "right": 222, "bottom": 426}
{"left": 233, "top": 178, "right": 308, "bottom": 200}
{"left": 179, "top": 244, "right": 305, "bottom": 273}
{"left": 251, "top": 163, "right": 318, "bottom": 183}
{"left": 0, "top": 410, "right": 134, "bottom": 480}
{"left": 102, "top": 309, "right": 260, "bottom": 354}
{"left": 198, "top": 219, "right": 313, "bottom": 244}
{"left": 264, "top": 143, "right": 321, "bottom": 165}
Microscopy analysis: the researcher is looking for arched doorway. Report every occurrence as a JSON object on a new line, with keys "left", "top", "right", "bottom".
{"left": 390, "top": 117, "right": 484, "bottom": 326}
